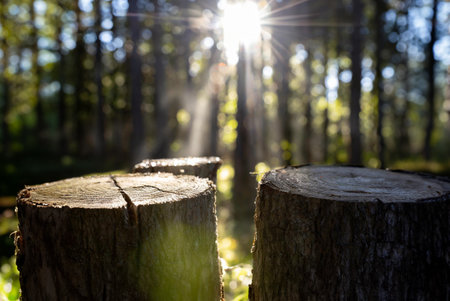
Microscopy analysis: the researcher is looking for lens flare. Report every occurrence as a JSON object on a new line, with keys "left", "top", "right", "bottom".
{"left": 221, "top": 1, "right": 262, "bottom": 64}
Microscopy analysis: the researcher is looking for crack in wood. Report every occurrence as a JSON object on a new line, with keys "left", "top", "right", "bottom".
{"left": 143, "top": 184, "right": 190, "bottom": 198}
{"left": 110, "top": 175, "right": 138, "bottom": 226}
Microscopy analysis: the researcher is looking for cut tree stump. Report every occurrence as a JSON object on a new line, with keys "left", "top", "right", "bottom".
{"left": 250, "top": 166, "right": 450, "bottom": 301}
{"left": 15, "top": 173, "right": 223, "bottom": 301}
{"left": 133, "top": 157, "right": 222, "bottom": 182}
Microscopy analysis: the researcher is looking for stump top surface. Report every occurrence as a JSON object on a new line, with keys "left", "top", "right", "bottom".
{"left": 262, "top": 166, "right": 450, "bottom": 203}
{"left": 20, "top": 173, "right": 212, "bottom": 209}
{"left": 134, "top": 157, "right": 221, "bottom": 170}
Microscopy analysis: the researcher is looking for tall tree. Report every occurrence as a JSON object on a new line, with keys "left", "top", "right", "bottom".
{"left": 30, "top": 0, "right": 44, "bottom": 146}
{"left": 275, "top": 34, "right": 293, "bottom": 165}
{"left": 109, "top": 0, "right": 126, "bottom": 160}
{"left": 423, "top": 0, "right": 438, "bottom": 160}
{"left": 349, "top": 0, "right": 363, "bottom": 165}
{"left": 303, "top": 47, "right": 313, "bottom": 163}
{"left": 397, "top": 0, "right": 411, "bottom": 157}
{"left": 375, "top": 0, "right": 386, "bottom": 168}
{"left": 128, "top": 0, "right": 145, "bottom": 163}
{"left": 151, "top": 0, "right": 169, "bottom": 158}
{"left": 57, "top": 1, "right": 67, "bottom": 155}
{"left": 94, "top": 0, "right": 105, "bottom": 155}
{"left": 233, "top": 45, "right": 254, "bottom": 244}
{"left": 322, "top": 40, "right": 329, "bottom": 163}
{"left": 74, "top": 1, "right": 85, "bottom": 154}
{"left": 0, "top": 2, "right": 10, "bottom": 157}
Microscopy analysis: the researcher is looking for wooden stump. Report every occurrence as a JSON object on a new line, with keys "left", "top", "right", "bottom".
{"left": 250, "top": 166, "right": 450, "bottom": 301}
{"left": 15, "top": 173, "right": 223, "bottom": 300}
{"left": 133, "top": 157, "right": 222, "bottom": 182}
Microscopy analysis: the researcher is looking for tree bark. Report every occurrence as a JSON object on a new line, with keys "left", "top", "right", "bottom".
{"left": 15, "top": 174, "right": 223, "bottom": 301}
{"left": 133, "top": 157, "right": 222, "bottom": 183}
{"left": 250, "top": 165, "right": 450, "bottom": 301}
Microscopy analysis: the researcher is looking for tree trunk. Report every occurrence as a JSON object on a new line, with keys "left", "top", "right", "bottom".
{"left": 397, "top": 0, "right": 411, "bottom": 159}
{"left": 349, "top": 0, "right": 363, "bottom": 165}
{"left": 0, "top": 3, "right": 10, "bottom": 157}
{"left": 110, "top": 1, "right": 126, "bottom": 162}
{"left": 303, "top": 47, "right": 313, "bottom": 163}
{"left": 423, "top": 0, "right": 438, "bottom": 160}
{"left": 95, "top": 0, "right": 105, "bottom": 156}
{"left": 250, "top": 165, "right": 450, "bottom": 301}
{"left": 375, "top": 0, "right": 386, "bottom": 168}
{"left": 128, "top": 0, "right": 145, "bottom": 164}
{"left": 275, "top": 35, "right": 292, "bottom": 165}
{"left": 151, "top": 0, "right": 169, "bottom": 159}
{"left": 31, "top": 2, "right": 44, "bottom": 147}
{"left": 209, "top": 90, "right": 220, "bottom": 156}
{"left": 74, "top": 3, "right": 85, "bottom": 155}
{"left": 233, "top": 46, "right": 255, "bottom": 245}
{"left": 133, "top": 157, "right": 222, "bottom": 183}
{"left": 322, "top": 40, "right": 329, "bottom": 163}
{"left": 15, "top": 174, "right": 223, "bottom": 300}
{"left": 56, "top": 6, "right": 67, "bottom": 156}
{"left": 334, "top": 22, "right": 345, "bottom": 164}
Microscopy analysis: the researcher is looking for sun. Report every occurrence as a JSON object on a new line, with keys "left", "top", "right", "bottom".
{"left": 220, "top": 0, "right": 262, "bottom": 64}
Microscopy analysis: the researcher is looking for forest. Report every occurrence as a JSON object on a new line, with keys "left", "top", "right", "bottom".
{"left": 0, "top": 0, "right": 449, "bottom": 299}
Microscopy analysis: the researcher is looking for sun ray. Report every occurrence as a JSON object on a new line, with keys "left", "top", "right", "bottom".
{"left": 262, "top": 13, "right": 321, "bottom": 22}
{"left": 266, "top": 32, "right": 290, "bottom": 63}
{"left": 261, "top": 21, "right": 352, "bottom": 28}
{"left": 259, "top": 0, "right": 278, "bottom": 16}
{"left": 259, "top": 0, "right": 310, "bottom": 19}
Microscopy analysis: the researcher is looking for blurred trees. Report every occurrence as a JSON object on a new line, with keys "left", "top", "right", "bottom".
{"left": 0, "top": 0, "right": 449, "bottom": 242}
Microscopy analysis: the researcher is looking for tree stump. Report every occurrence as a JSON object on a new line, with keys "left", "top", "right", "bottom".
{"left": 250, "top": 166, "right": 450, "bottom": 301}
{"left": 15, "top": 173, "right": 223, "bottom": 300}
{"left": 133, "top": 157, "right": 222, "bottom": 183}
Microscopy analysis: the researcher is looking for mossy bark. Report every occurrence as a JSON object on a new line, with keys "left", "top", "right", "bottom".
{"left": 15, "top": 173, "right": 223, "bottom": 301}
{"left": 250, "top": 166, "right": 450, "bottom": 301}
{"left": 133, "top": 157, "right": 222, "bottom": 183}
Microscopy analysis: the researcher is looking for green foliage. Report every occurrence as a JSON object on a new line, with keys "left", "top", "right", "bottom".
{"left": 222, "top": 263, "right": 252, "bottom": 301}
{"left": 0, "top": 257, "right": 19, "bottom": 301}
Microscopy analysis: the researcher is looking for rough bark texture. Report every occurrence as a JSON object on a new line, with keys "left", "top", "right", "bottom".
{"left": 250, "top": 166, "right": 450, "bottom": 301}
{"left": 133, "top": 157, "right": 222, "bottom": 183}
{"left": 15, "top": 174, "right": 223, "bottom": 301}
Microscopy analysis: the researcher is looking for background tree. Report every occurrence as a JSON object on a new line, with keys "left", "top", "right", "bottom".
{"left": 423, "top": 0, "right": 438, "bottom": 160}
{"left": 349, "top": 0, "right": 363, "bottom": 165}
